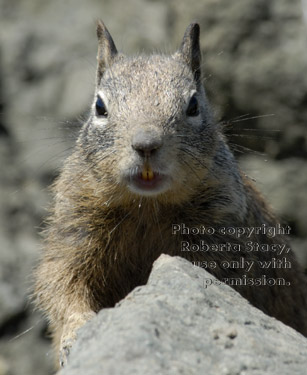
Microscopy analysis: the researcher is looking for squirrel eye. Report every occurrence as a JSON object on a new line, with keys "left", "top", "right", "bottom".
{"left": 96, "top": 96, "right": 108, "bottom": 117}
{"left": 186, "top": 95, "right": 199, "bottom": 117}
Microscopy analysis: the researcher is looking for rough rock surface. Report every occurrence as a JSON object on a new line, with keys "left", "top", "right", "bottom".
{"left": 59, "top": 255, "right": 307, "bottom": 375}
{"left": 0, "top": 0, "right": 306, "bottom": 374}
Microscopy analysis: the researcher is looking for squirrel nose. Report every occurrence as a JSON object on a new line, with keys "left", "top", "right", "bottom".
{"left": 131, "top": 129, "right": 163, "bottom": 157}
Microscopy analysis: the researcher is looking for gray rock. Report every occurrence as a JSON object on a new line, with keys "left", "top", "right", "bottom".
{"left": 60, "top": 255, "right": 307, "bottom": 375}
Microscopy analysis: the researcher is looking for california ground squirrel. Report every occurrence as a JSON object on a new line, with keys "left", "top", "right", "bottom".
{"left": 34, "top": 21, "right": 307, "bottom": 368}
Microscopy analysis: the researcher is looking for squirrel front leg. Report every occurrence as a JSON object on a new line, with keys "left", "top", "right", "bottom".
{"left": 57, "top": 308, "right": 96, "bottom": 368}
{"left": 34, "top": 256, "right": 97, "bottom": 368}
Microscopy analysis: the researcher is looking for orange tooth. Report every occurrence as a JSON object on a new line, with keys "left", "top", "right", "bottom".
{"left": 142, "top": 166, "right": 154, "bottom": 180}
{"left": 147, "top": 168, "right": 154, "bottom": 180}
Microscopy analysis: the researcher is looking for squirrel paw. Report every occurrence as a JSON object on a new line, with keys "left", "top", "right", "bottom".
{"left": 59, "top": 338, "right": 75, "bottom": 368}
{"left": 58, "top": 311, "right": 96, "bottom": 367}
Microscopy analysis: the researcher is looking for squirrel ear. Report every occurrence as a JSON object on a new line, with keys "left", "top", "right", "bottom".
{"left": 175, "top": 23, "right": 201, "bottom": 84}
{"left": 96, "top": 20, "right": 118, "bottom": 84}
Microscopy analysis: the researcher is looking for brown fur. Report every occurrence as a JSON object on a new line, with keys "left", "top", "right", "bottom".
{"left": 34, "top": 21, "right": 307, "bottom": 368}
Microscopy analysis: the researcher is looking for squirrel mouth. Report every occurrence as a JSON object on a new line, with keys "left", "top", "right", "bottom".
{"left": 127, "top": 165, "right": 168, "bottom": 196}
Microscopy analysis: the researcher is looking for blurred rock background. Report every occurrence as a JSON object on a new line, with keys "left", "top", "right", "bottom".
{"left": 0, "top": 0, "right": 306, "bottom": 374}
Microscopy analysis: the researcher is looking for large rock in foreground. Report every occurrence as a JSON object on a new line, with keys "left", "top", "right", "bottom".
{"left": 60, "top": 255, "right": 307, "bottom": 375}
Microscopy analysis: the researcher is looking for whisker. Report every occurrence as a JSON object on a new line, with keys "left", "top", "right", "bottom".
{"left": 219, "top": 113, "right": 275, "bottom": 126}
{"left": 153, "top": 200, "right": 163, "bottom": 246}
{"left": 227, "top": 128, "right": 280, "bottom": 133}
{"left": 109, "top": 211, "right": 130, "bottom": 235}
{"left": 228, "top": 142, "right": 266, "bottom": 157}
{"left": 181, "top": 158, "right": 203, "bottom": 184}
{"left": 178, "top": 146, "right": 220, "bottom": 180}
{"left": 135, "top": 197, "right": 146, "bottom": 233}
{"left": 228, "top": 134, "right": 276, "bottom": 141}
{"left": 59, "top": 149, "right": 117, "bottom": 196}
{"left": 9, "top": 320, "right": 41, "bottom": 343}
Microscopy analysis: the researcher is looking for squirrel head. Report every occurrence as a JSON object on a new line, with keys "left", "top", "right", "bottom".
{"left": 78, "top": 21, "right": 219, "bottom": 206}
